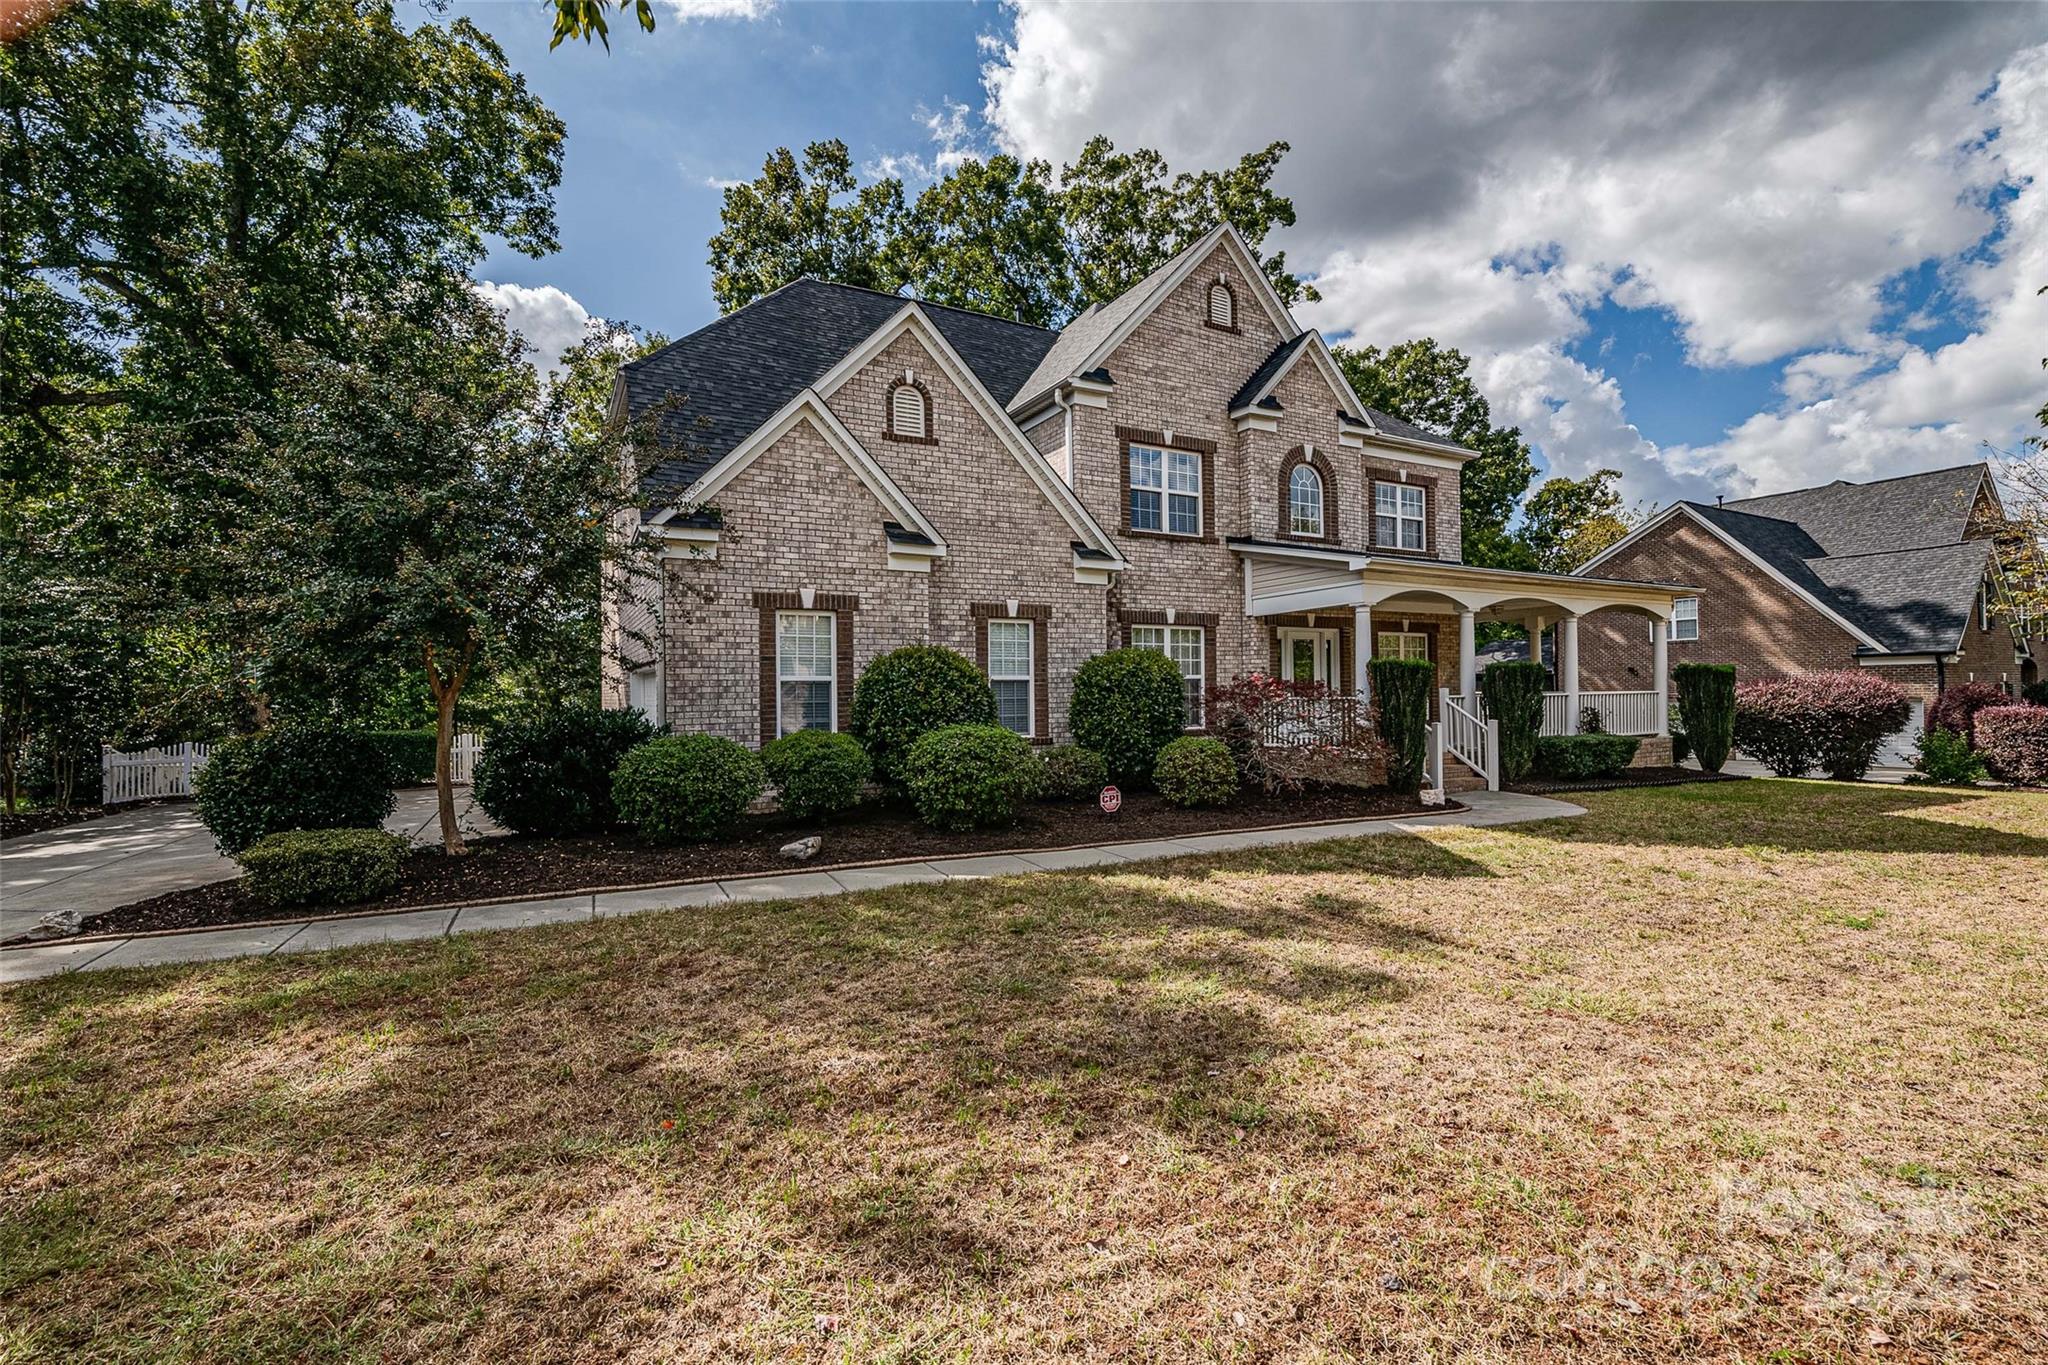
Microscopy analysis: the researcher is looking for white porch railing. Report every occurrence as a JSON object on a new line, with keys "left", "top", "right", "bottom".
{"left": 1438, "top": 688, "right": 1499, "bottom": 790}
{"left": 102, "top": 742, "right": 211, "bottom": 805}
{"left": 1460, "top": 691, "right": 1665, "bottom": 738}
{"left": 1254, "top": 693, "right": 1373, "bottom": 749}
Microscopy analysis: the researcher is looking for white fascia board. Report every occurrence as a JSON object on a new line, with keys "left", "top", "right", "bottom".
{"left": 1356, "top": 439, "right": 1472, "bottom": 471}
{"left": 658, "top": 525, "right": 720, "bottom": 561}
{"left": 1856, "top": 652, "right": 1951, "bottom": 667}
{"left": 1578, "top": 503, "right": 1889, "bottom": 652}
{"left": 677, "top": 386, "right": 946, "bottom": 550}
{"left": 813, "top": 304, "right": 1125, "bottom": 561}
{"left": 1228, "top": 540, "right": 1374, "bottom": 572}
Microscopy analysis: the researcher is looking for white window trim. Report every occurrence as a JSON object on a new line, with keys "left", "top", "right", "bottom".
{"left": 1288, "top": 464, "right": 1324, "bottom": 537}
{"left": 1672, "top": 596, "right": 1700, "bottom": 642}
{"left": 988, "top": 619, "right": 1034, "bottom": 738}
{"left": 1374, "top": 480, "right": 1427, "bottom": 552}
{"left": 775, "top": 610, "right": 836, "bottom": 738}
{"left": 1129, "top": 443, "right": 1203, "bottom": 537}
{"left": 1132, "top": 624, "right": 1206, "bottom": 727}
{"left": 1375, "top": 630, "right": 1429, "bottom": 662}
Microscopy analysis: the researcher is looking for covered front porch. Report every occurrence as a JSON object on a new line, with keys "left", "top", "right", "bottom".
{"left": 1231, "top": 539, "right": 1695, "bottom": 788}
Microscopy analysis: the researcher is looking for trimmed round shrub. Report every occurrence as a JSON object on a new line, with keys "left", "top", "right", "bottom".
{"left": 472, "top": 705, "right": 656, "bottom": 836}
{"left": 1533, "top": 733, "right": 1640, "bottom": 781}
{"left": 1974, "top": 705, "right": 2048, "bottom": 785}
{"left": 195, "top": 725, "right": 396, "bottom": 855}
{"left": 610, "top": 734, "right": 764, "bottom": 843}
{"left": 1674, "top": 662, "right": 1736, "bottom": 773}
{"left": 902, "top": 724, "right": 1036, "bottom": 831}
{"left": 1733, "top": 672, "right": 1911, "bottom": 780}
{"left": 365, "top": 729, "right": 438, "bottom": 785}
{"left": 1913, "top": 723, "right": 1988, "bottom": 786}
{"left": 1370, "top": 656, "right": 1435, "bottom": 794}
{"left": 761, "top": 729, "right": 871, "bottom": 822}
{"left": 848, "top": 646, "right": 996, "bottom": 785}
{"left": 1069, "top": 648, "right": 1188, "bottom": 785}
{"left": 1153, "top": 736, "right": 1238, "bottom": 808}
{"left": 1927, "top": 681, "right": 2012, "bottom": 747}
{"left": 236, "top": 828, "right": 409, "bottom": 908}
{"left": 1478, "top": 661, "right": 1546, "bottom": 783}
{"left": 1036, "top": 744, "right": 1108, "bottom": 801}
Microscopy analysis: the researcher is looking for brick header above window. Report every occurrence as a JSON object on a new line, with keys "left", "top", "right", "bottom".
{"left": 970, "top": 602, "right": 1053, "bottom": 743}
{"left": 754, "top": 591, "right": 859, "bottom": 743}
{"left": 1117, "top": 425, "right": 1218, "bottom": 544}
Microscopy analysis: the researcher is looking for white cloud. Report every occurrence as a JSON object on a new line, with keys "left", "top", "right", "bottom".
{"left": 656, "top": 0, "right": 776, "bottom": 21}
{"left": 981, "top": 2, "right": 2048, "bottom": 504}
{"left": 473, "top": 280, "right": 593, "bottom": 376}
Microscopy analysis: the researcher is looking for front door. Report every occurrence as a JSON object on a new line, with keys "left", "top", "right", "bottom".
{"left": 1278, "top": 628, "right": 1341, "bottom": 686}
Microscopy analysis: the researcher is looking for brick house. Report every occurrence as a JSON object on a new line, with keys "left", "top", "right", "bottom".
{"left": 603, "top": 225, "right": 1692, "bottom": 788}
{"left": 1575, "top": 463, "right": 2043, "bottom": 763}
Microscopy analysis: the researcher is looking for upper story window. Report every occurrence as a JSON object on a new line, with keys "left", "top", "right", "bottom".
{"left": 1130, "top": 444, "right": 1202, "bottom": 536}
{"left": 1374, "top": 481, "right": 1427, "bottom": 551}
{"left": 1288, "top": 464, "right": 1324, "bottom": 537}
{"left": 886, "top": 380, "right": 930, "bottom": 442}
{"left": 1672, "top": 596, "right": 1700, "bottom": 642}
{"left": 1205, "top": 279, "right": 1236, "bottom": 331}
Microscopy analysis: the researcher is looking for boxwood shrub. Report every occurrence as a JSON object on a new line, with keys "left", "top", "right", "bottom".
{"left": 472, "top": 705, "right": 656, "bottom": 836}
{"left": 194, "top": 726, "right": 396, "bottom": 855}
{"left": 365, "top": 729, "right": 438, "bottom": 786}
{"left": 902, "top": 724, "right": 1036, "bottom": 831}
{"left": 1674, "top": 663, "right": 1736, "bottom": 773}
{"left": 1369, "top": 656, "right": 1435, "bottom": 794}
{"left": 610, "top": 734, "right": 765, "bottom": 843}
{"left": 1974, "top": 705, "right": 2048, "bottom": 786}
{"left": 1070, "top": 647, "right": 1188, "bottom": 785}
{"left": 848, "top": 646, "right": 996, "bottom": 785}
{"left": 761, "top": 729, "right": 871, "bottom": 822}
{"left": 236, "top": 828, "right": 409, "bottom": 908}
{"left": 1533, "top": 733, "right": 1641, "bottom": 780}
{"left": 1478, "top": 661, "right": 1546, "bottom": 783}
{"left": 1734, "top": 672, "right": 1910, "bottom": 780}
{"left": 1153, "top": 736, "right": 1238, "bottom": 808}
{"left": 1035, "top": 744, "right": 1108, "bottom": 801}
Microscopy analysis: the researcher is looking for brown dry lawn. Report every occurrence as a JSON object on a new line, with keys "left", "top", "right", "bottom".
{"left": 3, "top": 780, "right": 2044, "bottom": 1363}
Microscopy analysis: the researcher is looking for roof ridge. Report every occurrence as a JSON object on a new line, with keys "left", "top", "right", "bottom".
{"left": 785, "top": 275, "right": 1059, "bottom": 336}
{"left": 1724, "top": 460, "right": 1988, "bottom": 504}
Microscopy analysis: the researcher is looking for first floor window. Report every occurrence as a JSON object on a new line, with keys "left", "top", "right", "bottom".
{"left": 1133, "top": 624, "right": 1205, "bottom": 726}
{"left": 1288, "top": 464, "right": 1324, "bottom": 536}
{"left": 1673, "top": 596, "right": 1700, "bottom": 641}
{"left": 1374, "top": 481, "right": 1426, "bottom": 550}
{"left": 988, "top": 620, "right": 1034, "bottom": 737}
{"left": 776, "top": 611, "right": 835, "bottom": 736}
{"left": 1130, "top": 444, "right": 1202, "bottom": 535}
{"left": 1376, "top": 631, "right": 1428, "bottom": 661}
{"left": 626, "top": 666, "right": 658, "bottom": 719}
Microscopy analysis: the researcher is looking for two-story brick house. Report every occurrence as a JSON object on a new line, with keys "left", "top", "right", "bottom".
{"left": 603, "top": 225, "right": 1692, "bottom": 788}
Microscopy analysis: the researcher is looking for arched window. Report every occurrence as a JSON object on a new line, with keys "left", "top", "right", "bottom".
{"left": 1206, "top": 279, "right": 1236, "bottom": 331}
{"left": 887, "top": 381, "right": 929, "bottom": 441}
{"left": 1288, "top": 463, "right": 1324, "bottom": 537}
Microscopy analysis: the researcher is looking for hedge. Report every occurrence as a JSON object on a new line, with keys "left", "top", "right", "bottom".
{"left": 848, "top": 646, "right": 995, "bottom": 785}
{"left": 471, "top": 705, "right": 655, "bottom": 836}
{"left": 1370, "top": 656, "right": 1434, "bottom": 795}
{"left": 1069, "top": 648, "right": 1188, "bottom": 785}
{"left": 902, "top": 724, "right": 1037, "bottom": 830}
{"left": 236, "top": 828, "right": 409, "bottom": 908}
{"left": 760, "top": 729, "right": 871, "bottom": 822}
{"left": 1733, "top": 671, "right": 1911, "bottom": 780}
{"left": 610, "top": 734, "right": 764, "bottom": 843}
{"left": 1478, "top": 661, "right": 1546, "bottom": 783}
{"left": 194, "top": 726, "right": 396, "bottom": 855}
{"left": 1533, "top": 734, "right": 1641, "bottom": 780}
{"left": 1673, "top": 663, "right": 1736, "bottom": 773}
{"left": 365, "top": 729, "right": 438, "bottom": 786}
{"left": 1035, "top": 744, "right": 1108, "bottom": 801}
{"left": 1152, "top": 736, "right": 1238, "bottom": 808}
{"left": 1974, "top": 705, "right": 2048, "bottom": 786}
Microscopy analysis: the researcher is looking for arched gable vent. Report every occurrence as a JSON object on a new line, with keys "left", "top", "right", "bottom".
{"left": 1205, "top": 278, "right": 1237, "bottom": 331}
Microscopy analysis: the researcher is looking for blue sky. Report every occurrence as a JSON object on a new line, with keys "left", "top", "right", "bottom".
{"left": 459, "top": 1, "right": 2048, "bottom": 508}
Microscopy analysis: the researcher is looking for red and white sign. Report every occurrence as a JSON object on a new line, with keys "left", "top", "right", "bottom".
{"left": 1098, "top": 784, "right": 1122, "bottom": 814}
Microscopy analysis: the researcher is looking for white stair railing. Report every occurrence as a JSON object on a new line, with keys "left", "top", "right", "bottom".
{"left": 1437, "top": 688, "right": 1499, "bottom": 791}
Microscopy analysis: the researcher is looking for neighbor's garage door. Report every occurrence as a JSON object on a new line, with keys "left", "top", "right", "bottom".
{"left": 1874, "top": 700, "right": 1925, "bottom": 769}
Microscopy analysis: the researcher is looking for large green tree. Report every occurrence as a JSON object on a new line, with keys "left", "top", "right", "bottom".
{"left": 708, "top": 136, "right": 1317, "bottom": 327}
{"left": 1330, "top": 339, "right": 1538, "bottom": 568}
{"left": 1519, "top": 469, "right": 1640, "bottom": 575}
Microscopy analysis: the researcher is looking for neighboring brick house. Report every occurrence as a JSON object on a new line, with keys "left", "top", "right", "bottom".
{"left": 603, "top": 225, "right": 1690, "bottom": 788}
{"left": 1576, "top": 463, "right": 2043, "bottom": 763}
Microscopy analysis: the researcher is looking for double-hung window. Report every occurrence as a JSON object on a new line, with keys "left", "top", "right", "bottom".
{"left": 1376, "top": 631, "right": 1428, "bottom": 662}
{"left": 776, "top": 611, "right": 835, "bottom": 736}
{"left": 988, "top": 620, "right": 1034, "bottom": 737}
{"left": 1672, "top": 596, "right": 1700, "bottom": 642}
{"left": 1374, "top": 481, "right": 1427, "bottom": 550}
{"left": 1129, "top": 444, "right": 1201, "bottom": 536}
{"left": 1132, "top": 624, "right": 1205, "bottom": 727}
{"left": 1288, "top": 464, "right": 1324, "bottom": 537}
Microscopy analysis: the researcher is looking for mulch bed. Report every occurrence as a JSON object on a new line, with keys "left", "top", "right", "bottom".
{"left": 60, "top": 786, "right": 1446, "bottom": 940}
{"left": 1509, "top": 766, "right": 1749, "bottom": 795}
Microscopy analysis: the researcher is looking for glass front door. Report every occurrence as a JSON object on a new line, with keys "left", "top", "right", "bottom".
{"left": 1277, "top": 629, "right": 1340, "bottom": 686}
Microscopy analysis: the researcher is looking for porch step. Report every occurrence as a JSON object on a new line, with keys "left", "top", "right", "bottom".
{"left": 1441, "top": 752, "right": 1489, "bottom": 794}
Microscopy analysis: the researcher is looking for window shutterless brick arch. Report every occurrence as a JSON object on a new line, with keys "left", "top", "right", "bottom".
{"left": 882, "top": 378, "right": 937, "bottom": 446}
{"left": 1362, "top": 461, "right": 1440, "bottom": 559}
{"left": 754, "top": 591, "right": 859, "bottom": 745}
{"left": 970, "top": 603, "right": 1053, "bottom": 744}
{"left": 1117, "top": 607, "right": 1219, "bottom": 732}
{"left": 1277, "top": 445, "right": 1338, "bottom": 545}
{"left": 1116, "top": 425, "right": 1218, "bottom": 543}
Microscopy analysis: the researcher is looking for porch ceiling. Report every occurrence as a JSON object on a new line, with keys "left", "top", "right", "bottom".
{"left": 1230, "top": 539, "right": 1693, "bottom": 620}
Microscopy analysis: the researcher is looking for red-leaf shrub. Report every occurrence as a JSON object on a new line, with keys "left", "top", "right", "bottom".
{"left": 1973, "top": 705, "right": 2048, "bottom": 785}
{"left": 1733, "top": 671, "right": 1912, "bottom": 780}
{"left": 1207, "top": 674, "right": 1387, "bottom": 792}
{"left": 1926, "top": 681, "right": 2012, "bottom": 748}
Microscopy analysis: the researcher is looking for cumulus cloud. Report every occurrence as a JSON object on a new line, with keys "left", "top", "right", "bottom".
{"left": 981, "top": 2, "right": 2048, "bottom": 504}
{"left": 656, "top": 0, "right": 776, "bottom": 21}
{"left": 473, "top": 280, "right": 593, "bottom": 377}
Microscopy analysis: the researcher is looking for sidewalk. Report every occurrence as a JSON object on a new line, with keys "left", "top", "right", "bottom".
{"left": 0, "top": 790, "right": 1583, "bottom": 985}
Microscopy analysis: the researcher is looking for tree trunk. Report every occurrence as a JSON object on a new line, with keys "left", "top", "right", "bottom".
{"left": 424, "top": 637, "right": 479, "bottom": 856}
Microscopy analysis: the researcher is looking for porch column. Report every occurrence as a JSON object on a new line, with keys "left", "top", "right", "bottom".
{"left": 1560, "top": 614, "right": 1581, "bottom": 734}
{"left": 1457, "top": 609, "right": 1477, "bottom": 702}
{"left": 1526, "top": 614, "right": 1547, "bottom": 683}
{"left": 1353, "top": 603, "right": 1372, "bottom": 700}
{"left": 1651, "top": 617, "right": 1670, "bottom": 736}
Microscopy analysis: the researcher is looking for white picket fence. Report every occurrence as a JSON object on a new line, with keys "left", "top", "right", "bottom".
{"left": 101, "top": 732, "right": 483, "bottom": 805}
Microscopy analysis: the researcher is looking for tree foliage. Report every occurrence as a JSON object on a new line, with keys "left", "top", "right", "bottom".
{"left": 550, "top": 0, "right": 655, "bottom": 51}
{"left": 1519, "top": 469, "right": 1641, "bottom": 574}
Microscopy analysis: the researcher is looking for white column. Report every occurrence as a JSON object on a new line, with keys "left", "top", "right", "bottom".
{"left": 1353, "top": 603, "right": 1372, "bottom": 699}
{"left": 1561, "top": 614, "right": 1581, "bottom": 734}
{"left": 1457, "top": 609, "right": 1477, "bottom": 702}
{"left": 1652, "top": 617, "right": 1670, "bottom": 736}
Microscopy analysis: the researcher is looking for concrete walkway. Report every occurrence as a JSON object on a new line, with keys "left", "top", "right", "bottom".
{"left": 0, "top": 790, "right": 1583, "bottom": 985}
{"left": 0, "top": 789, "right": 502, "bottom": 941}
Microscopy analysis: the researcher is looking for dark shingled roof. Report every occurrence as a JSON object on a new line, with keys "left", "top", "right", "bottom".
{"left": 1229, "top": 336, "right": 1477, "bottom": 454}
{"left": 622, "top": 278, "right": 1057, "bottom": 499}
{"left": 1675, "top": 464, "right": 1995, "bottom": 654}
{"left": 1229, "top": 332, "right": 1315, "bottom": 412}
{"left": 1361, "top": 405, "right": 1476, "bottom": 453}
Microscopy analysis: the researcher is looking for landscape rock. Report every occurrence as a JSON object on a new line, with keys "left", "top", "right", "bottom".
{"left": 780, "top": 835, "right": 822, "bottom": 861}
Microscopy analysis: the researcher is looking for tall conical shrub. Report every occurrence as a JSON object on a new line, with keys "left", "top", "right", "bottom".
{"left": 1673, "top": 662, "right": 1736, "bottom": 773}
{"left": 1370, "top": 656, "right": 1435, "bottom": 794}
{"left": 1478, "top": 660, "right": 1547, "bottom": 783}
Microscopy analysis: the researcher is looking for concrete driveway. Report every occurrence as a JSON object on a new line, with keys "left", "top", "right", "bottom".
{"left": 1, "top": 789, "right": 502, "bottom": 938}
